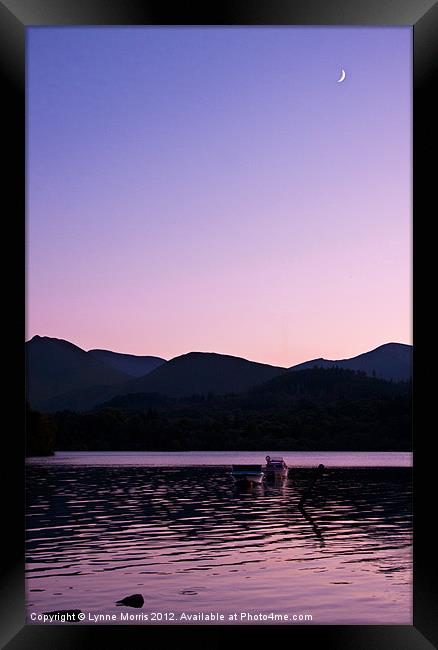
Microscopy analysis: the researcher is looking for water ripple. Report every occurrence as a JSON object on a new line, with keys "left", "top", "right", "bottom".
{"left": 26, "top": 463, "right": 412, "bottom": 624}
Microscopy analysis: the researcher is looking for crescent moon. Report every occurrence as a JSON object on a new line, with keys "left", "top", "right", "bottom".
{"left": 337, "top": 69, "right": 346, "bottom": 83}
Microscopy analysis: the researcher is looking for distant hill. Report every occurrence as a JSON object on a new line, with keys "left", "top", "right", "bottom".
{"left": 39, "top": 384, "right": 119, "bottom": 413}
{"left": 26, "top": 336, "right": 130, "bottom": 409}
{"left": 54, "top": 367, "right": 412, "bottom": 452}
{"left": 289, "top": 343, "right": 412, "bottom": 381}
{"left": 116, "top": 352, "right": 287, "bottom": 398}
{"left": 97, "top": 366, "right": 410, "bottom": 412}
{"left": 97, "top": 392, "right": 172, "bottom": 411}
{"left": 88, "top": 349, "right": 166, "bottom": 377}
{"left": 26, "top": 337, "right": 412, "bottom": 413}
{"left": 252, "top": 366, "right": 410, "bottom": 404}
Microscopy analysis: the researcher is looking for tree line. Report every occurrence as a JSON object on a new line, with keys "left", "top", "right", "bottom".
{"left": 25, "top": 368, "right": 411, "bottom": 454}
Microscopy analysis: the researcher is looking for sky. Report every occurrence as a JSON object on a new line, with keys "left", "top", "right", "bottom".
{"left": 27, "top": 27, "right": 412, "bottom": 367}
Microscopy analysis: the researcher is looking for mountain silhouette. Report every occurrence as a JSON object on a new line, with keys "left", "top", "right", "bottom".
{"left": 98, "top": 365, "right": 409, "bottom": 412}
{"left": 289, "top": 343, "right": 411, "bottom": 381}
{"left": 26, "top": 336, "right": 130, "bottom": 409}
{"left": 53, "top": 367, "right": 411, "bottom": 453}
{"left": 253, "top": 366, "right": 410, "bottom": 402}
{"left": 26, "top": 337, "right": 412, "bottom": 412}
{"left": 88, "top": 349, "right": 166, "bottom": 377}
{"left": 115, "top": 351, "right": 287, "bottom": 398}
{"left": 39, "top": 383, "right": 120, "bottom": 412}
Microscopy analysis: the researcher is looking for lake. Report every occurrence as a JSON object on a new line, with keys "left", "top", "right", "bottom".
{"left": 26, "top": 451, "right": 412, "bottom": 625}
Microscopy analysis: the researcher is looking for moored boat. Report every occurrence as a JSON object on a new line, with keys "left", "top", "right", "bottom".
{"left": 264, "top": 456, "right": 288, "bottom": 480}
{"left": 231, "top": 464, "right": 264, "bottom": 485}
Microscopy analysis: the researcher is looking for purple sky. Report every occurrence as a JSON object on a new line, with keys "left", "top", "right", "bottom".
{"left": 27, "top": 27, "right": 412, "bottom": 366}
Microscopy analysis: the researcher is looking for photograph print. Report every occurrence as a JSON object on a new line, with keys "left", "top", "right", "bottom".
{"left": 26, "top": 26, "right": 412, "bottom": 626}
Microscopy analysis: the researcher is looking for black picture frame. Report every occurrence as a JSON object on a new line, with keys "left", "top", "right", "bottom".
{"left": 2, "top": 0, "right": 436, "bottom": 647}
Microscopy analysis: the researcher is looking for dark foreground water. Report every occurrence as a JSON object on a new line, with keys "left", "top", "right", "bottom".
{"left": 26, "top": 452, "right": 412, "bottom": 625}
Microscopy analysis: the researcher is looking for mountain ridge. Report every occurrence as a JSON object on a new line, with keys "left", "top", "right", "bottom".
{"left": 26, "top": 337, "right": 412, "bottom": 412}
{"left": 289, "top": 342, "right": 411, "bottom": 381}
{"left": 26, "top": 335, "right": 130, "bottom": 409}
{"left": 88, "top": 349, "right": 166, "bottom": 378}
{"left": 114, "top": 351, "right": 287, "bottom": 399}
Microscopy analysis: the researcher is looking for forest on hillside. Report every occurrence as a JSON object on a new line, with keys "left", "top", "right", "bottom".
{"left": 26, "top": 369, "right": 411, "bottom": 454}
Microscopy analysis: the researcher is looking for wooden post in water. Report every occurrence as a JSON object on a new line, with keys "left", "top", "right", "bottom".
{"left": 298, "top": 464, "right": 325, "bottom": 508}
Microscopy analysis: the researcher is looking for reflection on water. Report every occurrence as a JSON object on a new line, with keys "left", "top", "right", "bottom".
{"left": 26, "top": 462, "right": 412, "bottom": 624}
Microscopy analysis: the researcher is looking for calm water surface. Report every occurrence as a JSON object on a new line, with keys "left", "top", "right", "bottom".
{"left": 26, "top": 452, "right": 412, "bottom": 625}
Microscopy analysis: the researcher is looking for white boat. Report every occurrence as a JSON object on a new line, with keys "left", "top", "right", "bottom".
{"left": 231, "top": 464, "right": 264, "bottom": 485}
{"left": 264, "top": 456, "right": 288, "bottom": 480}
